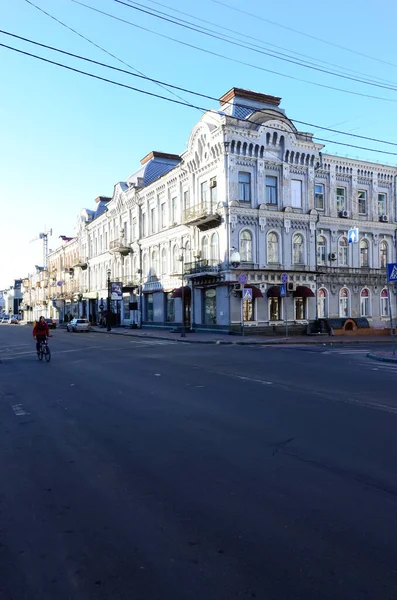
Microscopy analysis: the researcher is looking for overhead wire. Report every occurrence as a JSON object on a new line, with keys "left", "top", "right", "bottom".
{"left": 67, "top": 0, "right": 397, "bottom": 105}
{"left": 2, "top": 39, "right": 397, "bottom": 158}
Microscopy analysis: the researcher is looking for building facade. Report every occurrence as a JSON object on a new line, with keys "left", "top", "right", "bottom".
{"left": 21, "top": 88, "right": 397, "bottom": 333}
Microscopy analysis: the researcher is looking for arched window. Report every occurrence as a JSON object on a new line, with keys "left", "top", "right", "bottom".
{"left": 317, "top": 236, "right": 326, "bottom": 266}
{"left": 201, "top": 236, "right": 209, "bottom": 260}
{"left": 142, "top": 253, "right": 148, "bottom": 280}
{"left": 185, "top": 241, "right": 191, "bottom": 265}
{"left": 151, "top": 249, "right": 158, "bottom": 277}
{"left": 292, "top": 233, "right": 304, "bottom": 265}
{"left": 339, "top": 287, "right": 350, "bottom": 318}
{"left": 267, "top": 232, "right": 279, "bottom": 264}
{"left": 240, "top": 230, "right": 253, "bottom": 262}
{"left": 360, "top": 239, "right": 369, "bottom": 267}
{"left": 380, "top": 240, "right": 388, "bottom": 269}
{"left": 210, "top": 233, "right": 219, "bottom": 261}
{"left": 317, "top": 288, "right": 328, "bottom": 318}
{"left": 161, "top": 248, "right": 167, "bottom": 274}
{"left": 338, "top": 237, "right": 348, "bottom": 266}
{"left": 172, "top": 244, "right": 179, "bottom": 273}
{"left": 380, "top": 288, "right": 389, "bottom": 317}
{"left": 360, "top": 288, "right": 371, "bottom": 317}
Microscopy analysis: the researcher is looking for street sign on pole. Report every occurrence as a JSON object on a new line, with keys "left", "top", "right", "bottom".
{"left": 348, "top": 228, "right": 359, "bottom": 244}
{"left": 279, "top": 284, "right": 286, "bottom": 297}
{"left": 243, "top": 288, "right": 252, "bottom": 301}
{"left": 387, "top": 263, "right": 397, "bottom": 356}
{"left": 238, "top": 273, "right": 248, "bottom": 285}
{"left": 281, "top": 273, "right": 288, "bottom": 284}
{"left": 387, "top": 263, "right": 397, "bottom": 283}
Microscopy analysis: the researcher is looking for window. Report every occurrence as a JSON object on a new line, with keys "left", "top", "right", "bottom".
{"left": 339, "top": 287, "right": 350, "bottom": 318}
{"left": 161, "top": 203, "right": 166, "bottom": 228}
{"left": 292, "top": 233, "right": 304, "bottom": 264}
{"left": 267, "top": 232, "right": 279, "bottom": 264}
{"left": 291, "top": 179, "right": 302, "bottom": 208}
{"left": 165, "top": 292, "right": 175, "bottom": 322}
{"left": 315, "top": 184, "right": 324, "bottom": 210}
{"left": 295, "top": 297, "right": 306, "bottom": 321}
{"left": 266, "top": 176, "right": 277, "bottom": 205}
{"left": 142, "top": 213, "right": 146, "bottom": 237}
{"left": 132, "top": 218, "right": 137, "bottom": 240}
{"left": 161, "top": 248, "right": 167, "bottom": 274}
{"left": 243, "top": 297, "right": 254, "bottom": 321}
{"left": 380, "top": 240, "right": 388, "bottom": 269}
{"left": 358, "top": 191, "right": 367, "bottom": 215}
{"left": 378, "top": 193, "right": 387, "bottom": 216}
{"left": 336, "top": 187, "right": 346, "bottom": 212}
{"left": 146, "top": 293, "right": 153, "bottom": 322}
{"left": 317, "top": 236, "right": 326, "bottom": 266}
{"left": 171, "top": 197, "right": 178, "bottom": 223}
{"left": 380, "top": 288, "right": 389, "bottom": 317}
{"left": 200, "top": 182, "right": 209, "bottom": 204}
{"left": 150, "top": 208, "right": 156, "bottom": 234}
{"left": 317, "top": 288, "right": 328, "bottom": 318}
{"left": 238, "top": 172, "right": 251, "bottom": 202}
{"left": 360, "top": 239, "right": 369, "bottom": 267}
{"left": 240, "top": 230, "right": 253, "bottom": 262}
{"left": 204, "top": 288, "right": 217, "bottom": 325}
{"left": 269, "top": 297, "right": 281, "bottom": 321}
{"left": 360, "top": 288, "right": 371, "bottom": 316}
{"left": 142, "top": 254, "right": 148, "bottom": 279}
{"left": 172, "top": 245, "right": 179, "bottom": 273}
{"left": 202, "top": 236, "right": 209, "bottom": 260}
{"left": 151, "top": 250, "right": 158, "bottom": 277}
{"left": 339, "top": 237, "right": 348, "bottom": 266}
{"left": 210, "top": 232, "right": 219, "bottom": 261}
{"left": 183, "top": 190, "right": 190, "bottom": 212}
{"left": 210, "top": 177, "right": 217, "bottom": 205}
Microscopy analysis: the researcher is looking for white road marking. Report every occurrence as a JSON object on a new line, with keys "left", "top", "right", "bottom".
{"left": 11, "top": 404, "right": 30, "bottom": 416}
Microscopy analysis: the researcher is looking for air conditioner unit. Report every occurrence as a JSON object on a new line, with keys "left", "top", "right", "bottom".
{"left": 233, "top": 283, "right": 242, "bottom": 291}
{"left": 329, "top": 252, "right": 337, "bottom": 261}
{"left": 379, "top": 215, "right": 388, "bottom": 222}
{"left": 210, "top": 179, "right": 217, "bottom": 189}
{"left": 339, "top": 210, "right": 349, "bottom": 218}
{"left": 287, "top": 282, "right": 296, "bottom": 292}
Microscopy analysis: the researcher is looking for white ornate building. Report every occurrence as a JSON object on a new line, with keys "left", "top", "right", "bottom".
{"left": 21, "top": 88, "right": 397, "bottom": 333}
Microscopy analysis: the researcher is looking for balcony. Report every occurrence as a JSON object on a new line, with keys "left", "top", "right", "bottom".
{"left": 109, "top": 239, "right": 131, "bottom": 256}
{"left": 183, "top": 202, "right": 221, "bottom": 231}
{"left": 73, "top": 258, "right": 88, "bottom": 270}
{"left": 184, "top": 259, "right": 220, "bottom": 276}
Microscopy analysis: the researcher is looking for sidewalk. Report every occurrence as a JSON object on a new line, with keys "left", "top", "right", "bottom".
{"left": 367, "top": 350, "right": 397, "bottom": 363}
{"left": 89, "top": 325, "right": 396, "bottom": 346}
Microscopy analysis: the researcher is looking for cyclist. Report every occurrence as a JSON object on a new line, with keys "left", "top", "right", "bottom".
{"left": 33, "top": 316, "right": 49, "bottom": 356}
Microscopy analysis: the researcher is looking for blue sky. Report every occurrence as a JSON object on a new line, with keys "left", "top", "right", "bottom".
{"left": 1, "top": 0, "right": 397, "bottom": 288}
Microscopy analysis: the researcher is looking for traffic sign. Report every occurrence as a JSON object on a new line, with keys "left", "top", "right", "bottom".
{"left": 281, "top": 273, "right": 288, "bottom": 284}
{"left": 243, "top": 288, "right": 252, "bottom": 301}
{"left": 387, "top": 263, "right": 397, "bottom": 282}
{"left": 238, "top": 273, "right": 248, "bottom": 285}
{"left": 279, "top": 284, "right": 286, "bottom": 297}
{"left": 348, "top": 227, "right": 359, "bottom": 244}
{"left": 99, "top": 304, "right": 104, "bottom": 309}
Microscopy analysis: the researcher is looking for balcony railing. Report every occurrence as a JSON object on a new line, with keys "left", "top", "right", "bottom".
{"left": 184, "top": 259, "right": 220, "bottom": 275}
{"left": 109, "top": 239, "right": 131, "bottom": 256}
{"left": 183, "top": 202, "right": 221, "bottom": 230}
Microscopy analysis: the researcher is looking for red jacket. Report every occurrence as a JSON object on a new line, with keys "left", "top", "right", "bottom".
{"left": 33, "top": 321, "right": 49, "bottom": 337}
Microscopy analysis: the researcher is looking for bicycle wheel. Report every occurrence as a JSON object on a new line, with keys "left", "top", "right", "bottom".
{"left": 38, "top": 349, "right": 43, "bottom": 361}
{"left": 45, "top": 347, "right": 51, "bottom": 363}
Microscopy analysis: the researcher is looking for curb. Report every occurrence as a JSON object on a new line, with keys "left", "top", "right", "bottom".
{"left": 367, "top": 352, "right": 397, "bottom": 364}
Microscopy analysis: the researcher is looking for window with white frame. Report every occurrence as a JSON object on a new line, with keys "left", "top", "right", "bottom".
{"left": 360, "top": 288, "right": 371, "bottom": 316}
{"left": 161, "top": 248, "right": 167, "bottom": 274}
{"left": 142, "top": 254, "right": 148, "bottom": 279}
{"left": 200, "top": 182, "right": 208, "bottom": 205}
{"left": 269, "top": 297, "right": 281, "bottom": 321}
{"left": 380, "top": 288, "right": 389, "bottom": 317}
{"left": 266, "top": 176, "right": 277, "bottom": 205}
{"left": 317, "top": 236, "right": 327, "bottom": 265}
{"left": 172, "top": 245, "right": 179, "bottom": 273}
{"left": 291, "top": 179, "right": 302, "bottom": 208}
{"left": 358, "top": 190, "right": 367, "bottom": 215}
{"left": 238, "top": 172, "right": 251, "bottom": 202}
{"left": 378, "top": 193, "right": 387, "bottom": 216}
{"left": 141, "top": 213, "right": 146, "bottom": 237}
{"left": 210, "top": 232, "right": 219, "bottom": 261}
{"left": 336, "top": 187, "right": 346, "bottom": 212}
{"left": 360, "top": 239, "right": 369, "bottom": 267}
{"left": 339, "top": 237, "right": 348, "bottom": 266}
{"left": 185, "top": 241, "right": 191, "bottom": 265}
{"left": 151, "top": 249, "right": 158, "bottom": 277}
{"left": 317, "top": 288, "right": 328, "bottom": 318}
{"left": 380, "top": 240, "right": 388, "bottom": 269}
{"left": 210, "top": 177, "right": 217, "bottom": 205}
{"left": 161, "top": 203, "right": 167, "bottom": 228}
{"left": 292, "top": 233, "right": 304, "bottom": 264}
{"left": 315, "top": 184, "right": 324, "bottom": 210}
{"left": 267, "top": 232, "right": 279, "bottom": 264}
{"left": 150, "top": 207, "right": 156, "bottom": 234}
{"left": 183, "top": 190, "right": 190, "bottom": 212}
{"left": 339, "top": 287, "right": 350, "bottom": 317}
{"left": 171, "top": 197, "right": 178, "bottom": 223}
{"left": 240, "top": 230, "right": 253, "bottom": 262}
{"left": 202, "top": 236, "right": 209, "bottom": 260}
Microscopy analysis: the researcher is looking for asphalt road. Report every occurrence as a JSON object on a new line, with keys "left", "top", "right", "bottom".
{"left": 1, "top": 325, "right": 397, "bottom": 600}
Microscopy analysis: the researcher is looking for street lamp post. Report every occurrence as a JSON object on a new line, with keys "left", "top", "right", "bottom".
{"left": 107, "top": 269, "right": 112, "bottom": 332}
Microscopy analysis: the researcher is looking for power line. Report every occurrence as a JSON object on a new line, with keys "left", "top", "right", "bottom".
{"left": 2, "top": 40, "right": 397, "bottom": 158}
{"left": 22, "top": 0, "right": 190, "bottom": 104}
{"left": 211, "top": 0, "right": 397, "bottom": 72}
{"left": 68, "top": 0, "right": 397, "bottom": 105}
{"left": 2, "top": 29, "right": 397, "bottom": 149}
{"left": 114, "top": 0, "right": 397, "bottom": 93}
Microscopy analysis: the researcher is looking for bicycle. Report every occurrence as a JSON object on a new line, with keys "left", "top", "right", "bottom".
{"left": 37, "top": 338, "right": 51, "bottom": 363}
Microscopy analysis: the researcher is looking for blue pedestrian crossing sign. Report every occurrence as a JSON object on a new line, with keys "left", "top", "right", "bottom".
{"left": 347, "top": 227, "right": 359, "bottom": 244}
{"left": 243, "top": 288, "right": 253, "bottom": 301}
{"left": 387, "top": 263, "right": 397, "bottom": 282}
{"left": 279, "top": 284, "right": 286, "bottom": 297}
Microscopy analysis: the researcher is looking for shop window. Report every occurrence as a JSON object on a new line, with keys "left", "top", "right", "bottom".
{"left": 269, "top": 297, "right": 281, "bottom": 321}
{"left": 204, "top": 288, "right": 217, "bottom": 325}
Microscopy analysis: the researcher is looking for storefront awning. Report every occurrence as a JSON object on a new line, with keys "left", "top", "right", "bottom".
{"left": 172, "top": 286, "right": 191, "bottom": 299}
{"left": 294, "top": 286, "right": 315, "bottom": 298}
{"left": 267, "top": 286, "right": 282, "bottom": 298}
{"left": 249, "top": 285, "right": 263, "bottom": 299}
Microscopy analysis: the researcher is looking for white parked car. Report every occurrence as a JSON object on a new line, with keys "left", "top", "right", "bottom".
{"left": 66, "top": 318, "right": 91, "bottom": 332}
{"left": 1, "top": 315, "right": 9, "bottom": 323}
